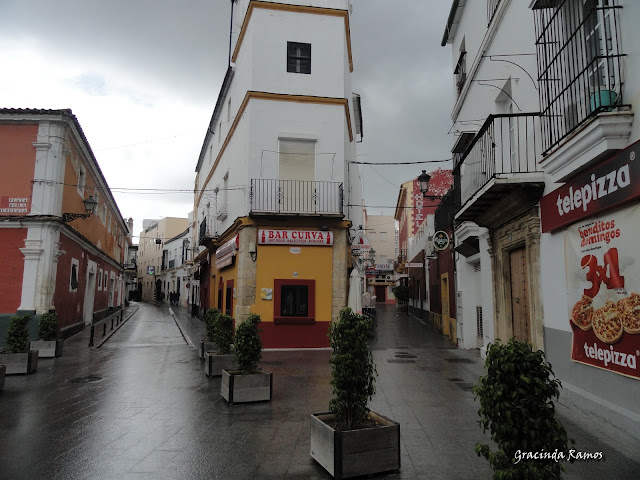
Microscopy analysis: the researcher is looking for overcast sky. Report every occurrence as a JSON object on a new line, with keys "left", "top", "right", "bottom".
{"left": 0, "top": 0, "right": 454, "bottom": 241}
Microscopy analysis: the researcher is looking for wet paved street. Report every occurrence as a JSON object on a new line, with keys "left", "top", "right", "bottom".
{"left": 1, "top": 302, "right": 639, "bottom": 479}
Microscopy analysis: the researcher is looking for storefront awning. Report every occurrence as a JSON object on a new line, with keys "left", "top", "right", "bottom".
{"left": 215, "top": 234, "right": 238, "bottom": 269}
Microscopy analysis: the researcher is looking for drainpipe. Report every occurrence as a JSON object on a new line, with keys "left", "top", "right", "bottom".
{"left": 229, "top": 0, "right": 237, "bottom": 66}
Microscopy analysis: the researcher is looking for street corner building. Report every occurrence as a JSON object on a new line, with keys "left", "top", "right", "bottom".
{"left": 190, "top": 0, "right": 363, "bottom": 348}
{"left": 0, "top": 108, "right": 129, "bottom": 344}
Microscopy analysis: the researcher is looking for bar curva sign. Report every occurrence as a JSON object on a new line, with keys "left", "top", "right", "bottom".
{"left": 540, "top": 140, "right": 640, "bottom": 232}
{"left": 258, "top": 228, "right": 333, "bottom": 246}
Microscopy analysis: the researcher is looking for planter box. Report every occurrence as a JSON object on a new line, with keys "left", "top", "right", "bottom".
{"left": 204, "top": 352, "right": 236, "bottom": 377}
{"left": 30, "top": 339, "right": 64, "bottom": 358}
{"left": 221, "top": 369, "right": 272, "bottom": 404}
{"left": 0, "top": 350, "right": 39, "bottom": 375}
{"left": 310, "top": 411, "right": 400, "bottom": 479}
{"left": 199, "top": 340, "right": 218, "bottom": 360}
{"left": 0, "top": 365, "right": 5, "bottom": 390}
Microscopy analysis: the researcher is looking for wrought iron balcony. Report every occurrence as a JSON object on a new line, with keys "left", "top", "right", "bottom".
{"left": 249, "top": 179, "right": 344, "bottom": 216}
{"left": 454, "top": 113, "right": 545, "bottom": 228}
{"left": 533, "top": 0, "right": 627, "bottom": 154}
{"left": 199, "top": 216, "right": 216, "bottom": 246}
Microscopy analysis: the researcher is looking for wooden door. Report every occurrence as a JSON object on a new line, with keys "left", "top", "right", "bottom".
{"left": 509, "top": 247, "right": 530, "bottom": 343}
{"left": 375, "top": 285, "right": 386, "bottom": 303}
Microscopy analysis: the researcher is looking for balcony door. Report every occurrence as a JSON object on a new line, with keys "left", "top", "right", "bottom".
{"left": 279, "top": 139, "right": 316, "bottom": 213}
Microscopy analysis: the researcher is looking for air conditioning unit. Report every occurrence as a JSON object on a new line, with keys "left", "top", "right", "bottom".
{"left": 386, "top": 275, "right": 392, "bottom": 281}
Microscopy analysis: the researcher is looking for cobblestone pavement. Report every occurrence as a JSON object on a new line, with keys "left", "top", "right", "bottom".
{"left": 0, "top": 302, "right": 638, "bottom": 479}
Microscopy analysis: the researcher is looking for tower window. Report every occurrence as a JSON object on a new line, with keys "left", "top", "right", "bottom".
{"left": 287, "top": 42, "right": 311, "bottom": 74}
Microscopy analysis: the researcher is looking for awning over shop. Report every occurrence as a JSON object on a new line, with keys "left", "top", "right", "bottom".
{"left": 215, "top": 234, "right": 238, "bottom": 269}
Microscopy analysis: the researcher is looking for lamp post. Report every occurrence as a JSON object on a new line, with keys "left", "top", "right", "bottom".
{"left": 62, "top": 195, "right": 98, "bottom": 222}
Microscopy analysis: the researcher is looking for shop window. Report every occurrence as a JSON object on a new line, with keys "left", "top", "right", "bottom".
{"left": 274, "top": 279, "right": 315, "bottom": 324}
{"left": 226, "top": 279, "right": 234, "bottom": 316}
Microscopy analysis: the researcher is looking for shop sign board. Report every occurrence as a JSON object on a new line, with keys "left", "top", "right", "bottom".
{"left": 433, "top": 231, "right": 450, "bottom": 250}
{"left": 541, "top": 140, "right": 640, "bottom": 233}
{"left": 565, "top": 203, "right": 640, "bottom": 379}
{"left": 351, "top": 231, "right": 371, "bottom": 251}
{"left": 0, "top": 196, "right": 29, "bottom": 214}
{"left": 406, "top": 263, "right": 424, "bottom": 268}
{"left": 365, "top": 268, "right": 378, "bottom": 278}
{"left": 258, "top": 228, "right": 333, "bottom": 246}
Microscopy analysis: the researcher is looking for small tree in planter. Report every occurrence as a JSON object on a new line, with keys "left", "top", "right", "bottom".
{"left": 391, "top": 285, "right": 410, "bottom": 311}
{"left": 204, "top": 313, "right": 236, "bottom": 377}
{"left": 473, "top": 339, "right": 574, "bottom": 479}
{"left": 310, "top": 307, "right": 400, "bottom": 478}
{"left": 1, "top": 314, "right": 38, "bottom": 374}
{"left": 221, "top": 314, "right": 271, "bottom": 404}
{"left": 30, "top": 312, "right": 64, "bottom": 358}
{"left": 200, "top": 308, "right": 220, "bottom": 359}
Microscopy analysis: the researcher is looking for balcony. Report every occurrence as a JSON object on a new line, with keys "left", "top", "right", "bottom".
{"left": 249, "top": 179, "right": 344, "bottom": 217}
{"left": 454, "top": 113, "right": 545, "bottom": 229}
{"left": 532, "top": 0, "right": 632, "bottom": 180}
{"left": 199, "top": 216, "right": 216, "bottom": 246}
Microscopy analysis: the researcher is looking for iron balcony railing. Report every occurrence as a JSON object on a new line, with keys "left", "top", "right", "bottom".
{"left": 455, "top": 113, "right": 542, "bottom": 207}
{"left": 533, "top": 0, "right": 625, "bottom": 154}
{"left": 199, "top": 216, "right": 216, "bottom": 244}
{"left": 249, "top": 179, "right": 344, "bottom": 216}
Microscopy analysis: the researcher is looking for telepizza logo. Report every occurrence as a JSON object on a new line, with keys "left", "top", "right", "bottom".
{"left": 555, "top": 164, "right": 630, "bottom": 216}
{"left": 583, "top": 342, "right": 638, "bottom": 369}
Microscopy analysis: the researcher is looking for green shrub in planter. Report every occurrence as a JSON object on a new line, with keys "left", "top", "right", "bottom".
{"left": 7, "top": 314, "right": 31, "bottom": 353}
{"left": 38, "top": 312, "right": 59, "bottom": 341}
{"left": 391, "top": 285, "right": 409, "bottom": 305}
{"left": 473, "top": 338, "right": 573, "bottom": 479}
{"left": 214, "top": 314, "right": 234, "bottom": 355}
{"left": 329, "top": 307, "right": 376, "bottom": 430}
{"left": 234, "top": 314, "right": 262, "bottom": 374}
{"left": 204, "top": 308, "right": 221, "bottom": 342}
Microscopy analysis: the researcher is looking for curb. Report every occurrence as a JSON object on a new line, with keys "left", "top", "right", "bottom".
{"left": 169, "top": 307, "right": 196, "bottom": 349}
{"left": 95, "top": 306, "right": 139, "bottom": 348}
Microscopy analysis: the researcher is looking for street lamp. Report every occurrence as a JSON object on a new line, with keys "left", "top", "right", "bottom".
{"left": 418, "top": 170, "right": 431, "bottom": 198}
{"left": 62, "top": 195, "right": 98, "bottom": 222}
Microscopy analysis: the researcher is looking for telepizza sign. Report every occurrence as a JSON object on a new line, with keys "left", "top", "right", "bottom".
{"left": 540, "top": 140, "right": 640, "bottom": 232}
{"left": 258, "top": 228, "right": 333, "bottom": 246}
{"left": 565, "top": 203, "right": 640, "bottom": 379}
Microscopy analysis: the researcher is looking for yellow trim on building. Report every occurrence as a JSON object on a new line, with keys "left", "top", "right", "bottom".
{"left": 232, "top": 1, "right": 353, "bottom": 72}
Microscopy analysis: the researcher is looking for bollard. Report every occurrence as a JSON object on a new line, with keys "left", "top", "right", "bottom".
{"left": 103, "top": 323, "right": 106, "bottom": 337}
{"left": 88, "top": 325, "right": 95, "bottom": 347}
{"left": 111, "top": 318, "right": 114, "bottom": 330}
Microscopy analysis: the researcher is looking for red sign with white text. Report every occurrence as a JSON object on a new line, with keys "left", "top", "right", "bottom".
{"left": 565, "top": 203, "right": 640, "bottom": 379}
{"left": 258, "top": 228, "right": 333, "bottom": 246}
{"left": 540, "top": 140, "right": 640, "bottom": 233}
{"left": 0, "top": 196, "right": 30, "bottom": 215}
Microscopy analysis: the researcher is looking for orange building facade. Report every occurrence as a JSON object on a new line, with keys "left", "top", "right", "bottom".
{"left": 0, "top": 109, "right": 128, "bottom": 344}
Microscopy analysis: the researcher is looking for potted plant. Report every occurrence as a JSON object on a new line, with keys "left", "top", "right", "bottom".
{"left": 200, "top": 308, "right": 220, "bottom": 360}
{"left": 30, "top": 312, "right": 64, "bottom": 358}
{"left": 221, "top": 313, "right": 272, "bottom": 404}
{"left": 310, "top": 307, "right": 400, "bottom": 479}
{"left": 392, "top": 284, "right": 410, "bottom": 312}
{"left": 0, "top": 314, "right": 38, "bottom": 375}
{"left": 473, "top": 338, "right": 574, "bottom": 479}
{"left": 204, "top": 313, "right": 236, "bottom": 376}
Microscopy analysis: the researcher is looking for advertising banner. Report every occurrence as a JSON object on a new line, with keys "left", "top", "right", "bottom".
{"left": 565, "top": 203, "right": 640, "bottom": 379}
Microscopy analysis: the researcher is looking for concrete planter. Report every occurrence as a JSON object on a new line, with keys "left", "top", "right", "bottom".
{"left": 30, "top": 339, "right": 64, "bottom": 358}
{"left": 310, "top": 411, "right": 400, "bottom": 479}
{"left": 0, "top": 364, "right": 5, "bottom": 390}
{"left": 0, "top": 350, "right": 39, "bottom": 375}
{"left": 204, "top": 352, "right": 236, "bottom": 377}
{"left": 199, "top": 340, "right": 218, "bottom": 360}
{"left": 221, "top": 369, "right": 272, "bottom": 405}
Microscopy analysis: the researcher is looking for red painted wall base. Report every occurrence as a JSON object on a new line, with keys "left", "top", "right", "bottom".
{"left": 259, "top": 321, "right": 330, "bottom": 349}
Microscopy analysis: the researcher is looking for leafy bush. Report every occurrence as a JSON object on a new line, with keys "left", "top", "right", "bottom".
{"left": 391, "top": 285, "right": 410, "bottom": 305}
{"left": 234, "top": 314, "right": 262, "bottom": 374}
{"left": 213, "top": 314, "right": 234, "bottom": 355}
{"left": 7, "top": 314, "right": 31, "bottom": 353}
{"left": 38, "top": 312, "right": 59, "bottom": 341}
{"left": 473, "top": 339, "right": 573, "bottom": 479}
{"left": 329, "top": 307, "right": 376, "bottom": 430}
{"left": 204, "top": 308, "right": 221, "bottom": 342}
